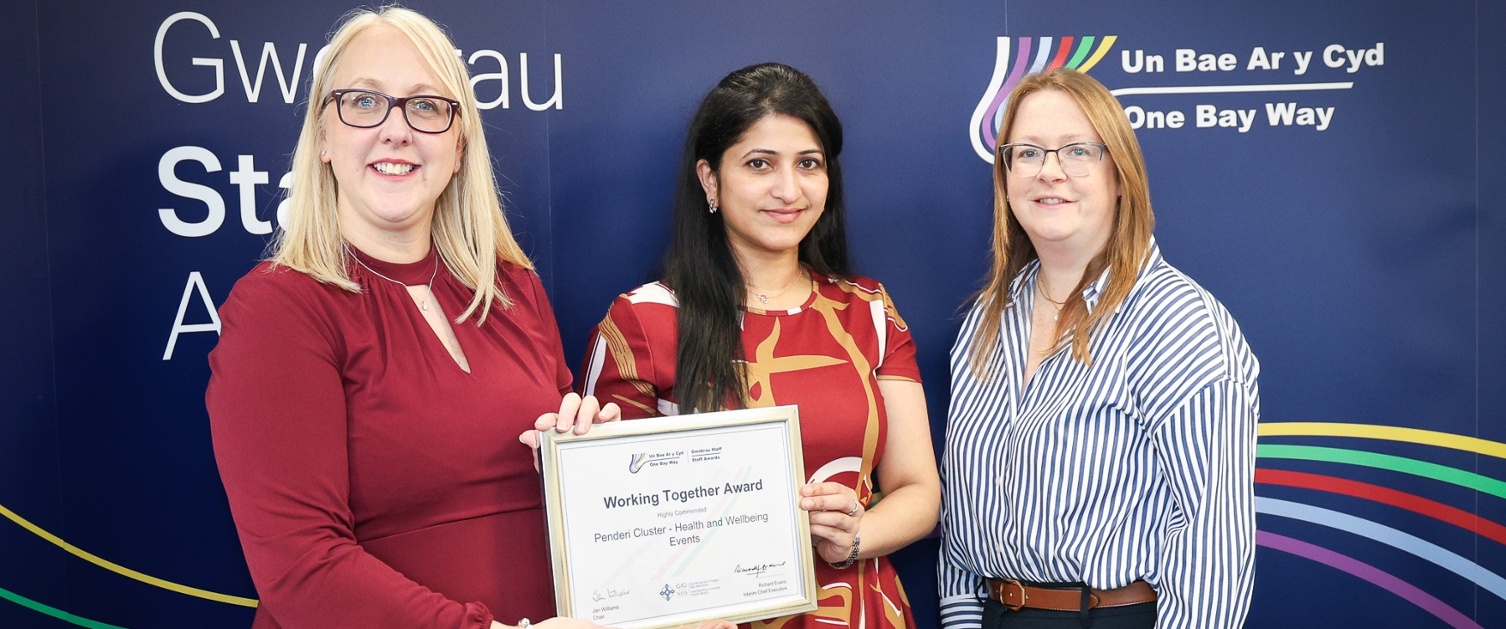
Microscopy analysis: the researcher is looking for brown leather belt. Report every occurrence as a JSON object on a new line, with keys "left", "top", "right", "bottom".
{"left": 987, "top": 578, "right": 1157, "bottom": 612}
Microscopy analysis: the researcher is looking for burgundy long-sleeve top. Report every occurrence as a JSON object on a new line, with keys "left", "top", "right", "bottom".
{"left": 207, "top": 246, "right": 569, "bottom": 628}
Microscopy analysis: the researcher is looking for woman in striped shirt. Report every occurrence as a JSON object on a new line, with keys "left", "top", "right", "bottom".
{"left": 938, "top": 68, "right": 1260, "bottom": 629}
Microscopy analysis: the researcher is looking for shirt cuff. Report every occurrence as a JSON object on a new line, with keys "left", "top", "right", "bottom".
{"left": 939, "top": 595, "right": 985, "bottom": 629}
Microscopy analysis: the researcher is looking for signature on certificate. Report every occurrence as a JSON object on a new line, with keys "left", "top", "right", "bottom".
{"left": 733, "top": 560, "right": 788, "bottom": 577}
{"left": 592, "top": 587, "right": 631, "bottom": 602}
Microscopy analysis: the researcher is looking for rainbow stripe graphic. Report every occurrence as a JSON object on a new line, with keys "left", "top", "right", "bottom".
{"left": 968, "top": 36, "right": 1118, "bottom": 163}
{"left": 3, "top": 421, "right": 1503, "bottom": 626}
{"left": 1255, "top": 422, "right": 1506, "bottom": 628}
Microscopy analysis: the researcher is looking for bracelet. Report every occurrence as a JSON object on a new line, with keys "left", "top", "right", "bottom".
{"left": 829, "top": 533, "right": 861, "bottom": 569}
{"left": 518, "top": 619, "right": 531, "bottom": 629}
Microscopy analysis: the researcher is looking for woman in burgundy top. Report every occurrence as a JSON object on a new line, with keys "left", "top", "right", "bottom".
{"left": 206, "top": 7, "right": 617, "bottom": 628}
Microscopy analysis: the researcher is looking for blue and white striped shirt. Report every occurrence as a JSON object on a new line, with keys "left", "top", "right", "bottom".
{"left": 938, "top": 242, "right": 1259, "bottom": 629}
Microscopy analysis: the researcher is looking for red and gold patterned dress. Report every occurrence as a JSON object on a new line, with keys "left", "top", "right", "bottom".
{"left": 580, "top": 270, "right": 921, "bottom": 629}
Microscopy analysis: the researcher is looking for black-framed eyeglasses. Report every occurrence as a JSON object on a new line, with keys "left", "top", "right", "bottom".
{"left": 325, "top": 89, "right": 461, "bottom": 134}
{"left": 997, "top": 142, "right": 1109, "bottom": 178}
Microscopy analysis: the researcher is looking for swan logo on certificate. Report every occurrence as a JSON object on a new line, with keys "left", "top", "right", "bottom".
{"left": 539, "top": 406, "right": 817, "bottom": 629}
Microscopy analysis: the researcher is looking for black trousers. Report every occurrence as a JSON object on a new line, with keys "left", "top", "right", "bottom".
{"left": 981, "top": 598, "right": 1156, "bottom": 629}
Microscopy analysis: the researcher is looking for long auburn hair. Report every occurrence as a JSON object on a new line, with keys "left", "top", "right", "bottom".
{"left": 967, "top": 68, "right": 1155, "bottom": 375}
{"left": 667, "top": 62, "right": 850, "bottom": 412}
{"left": 270, "top": 6, "right": 529, "bottom": 324}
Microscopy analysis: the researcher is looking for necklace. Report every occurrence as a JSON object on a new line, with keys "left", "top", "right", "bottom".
{"left": 347, "top": 245, "right": 441, "bottom": 311}
{"left": 1036, "top": 273, "right": 1066, "bottom": 321}
{"left": 750, "top": 268, "right": 809, "bottom": 306}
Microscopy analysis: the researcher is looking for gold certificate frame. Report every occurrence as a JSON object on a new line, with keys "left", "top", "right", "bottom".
{"left": 539, "top": 405, "right": 817, "bottom": 629}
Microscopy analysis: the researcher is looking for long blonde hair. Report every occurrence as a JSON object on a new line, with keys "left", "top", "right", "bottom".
{"left": 271, "top": 6, "right": 529, "bottom": 323}
{"left": 968, "top": 68, "right": 1154, "bottom": 374}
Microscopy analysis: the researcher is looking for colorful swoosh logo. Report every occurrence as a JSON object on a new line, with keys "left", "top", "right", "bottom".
{"left": 969, "top": 36, "right": 1118, "bottom": 163}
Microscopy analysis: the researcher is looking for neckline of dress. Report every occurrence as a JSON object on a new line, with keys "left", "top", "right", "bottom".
{"left": 744, "top": 272, "right": 821, "bottom": 316}
{"left": 346, "top": 243, "right": 440, "bottom": 285}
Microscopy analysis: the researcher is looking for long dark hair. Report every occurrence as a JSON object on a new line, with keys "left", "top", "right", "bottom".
{"left": 666, "top": 62, "right": 851, "bottom": 413}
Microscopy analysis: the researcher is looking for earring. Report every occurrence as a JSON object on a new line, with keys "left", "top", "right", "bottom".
{"left": 708, "top": 199, "right": 719, "bottom": 214}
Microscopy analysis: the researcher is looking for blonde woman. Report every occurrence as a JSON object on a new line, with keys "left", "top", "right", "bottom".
{"left": 207, "top": 7, "right": 616, "bottom": 628}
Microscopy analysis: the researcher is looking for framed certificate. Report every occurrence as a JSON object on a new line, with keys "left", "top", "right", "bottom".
{"left": 539, "top": 405, "right": 817, "bottom": 629}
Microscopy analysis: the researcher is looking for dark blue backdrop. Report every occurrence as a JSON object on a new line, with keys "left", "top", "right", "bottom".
{"left": 4, "top": 1, "right": 1503, "bottom": 627}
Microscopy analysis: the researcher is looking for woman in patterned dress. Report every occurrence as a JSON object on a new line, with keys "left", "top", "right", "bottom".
{"left": 579, "top": 63, "right": 941, "bottom": 629}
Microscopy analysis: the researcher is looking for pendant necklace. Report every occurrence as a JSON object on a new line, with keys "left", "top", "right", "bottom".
{"left": 1037, "top": 273, "right": 1066, "bottom": 322}
{"left": 751, "top": 269, "right": 808, "bottom": 306}
{"left": 347, "top": 245, "right": 441, "bottom": 311}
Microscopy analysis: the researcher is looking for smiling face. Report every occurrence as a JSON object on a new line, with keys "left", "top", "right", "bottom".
{"left": 698, "top": 114, "right": 828, "bottom": 266}
{"left": 1003, "top": 89, "right": 1120, "bottom": 261}
{"left": 321, "top": 24, "right": 461, "bottom": 252}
